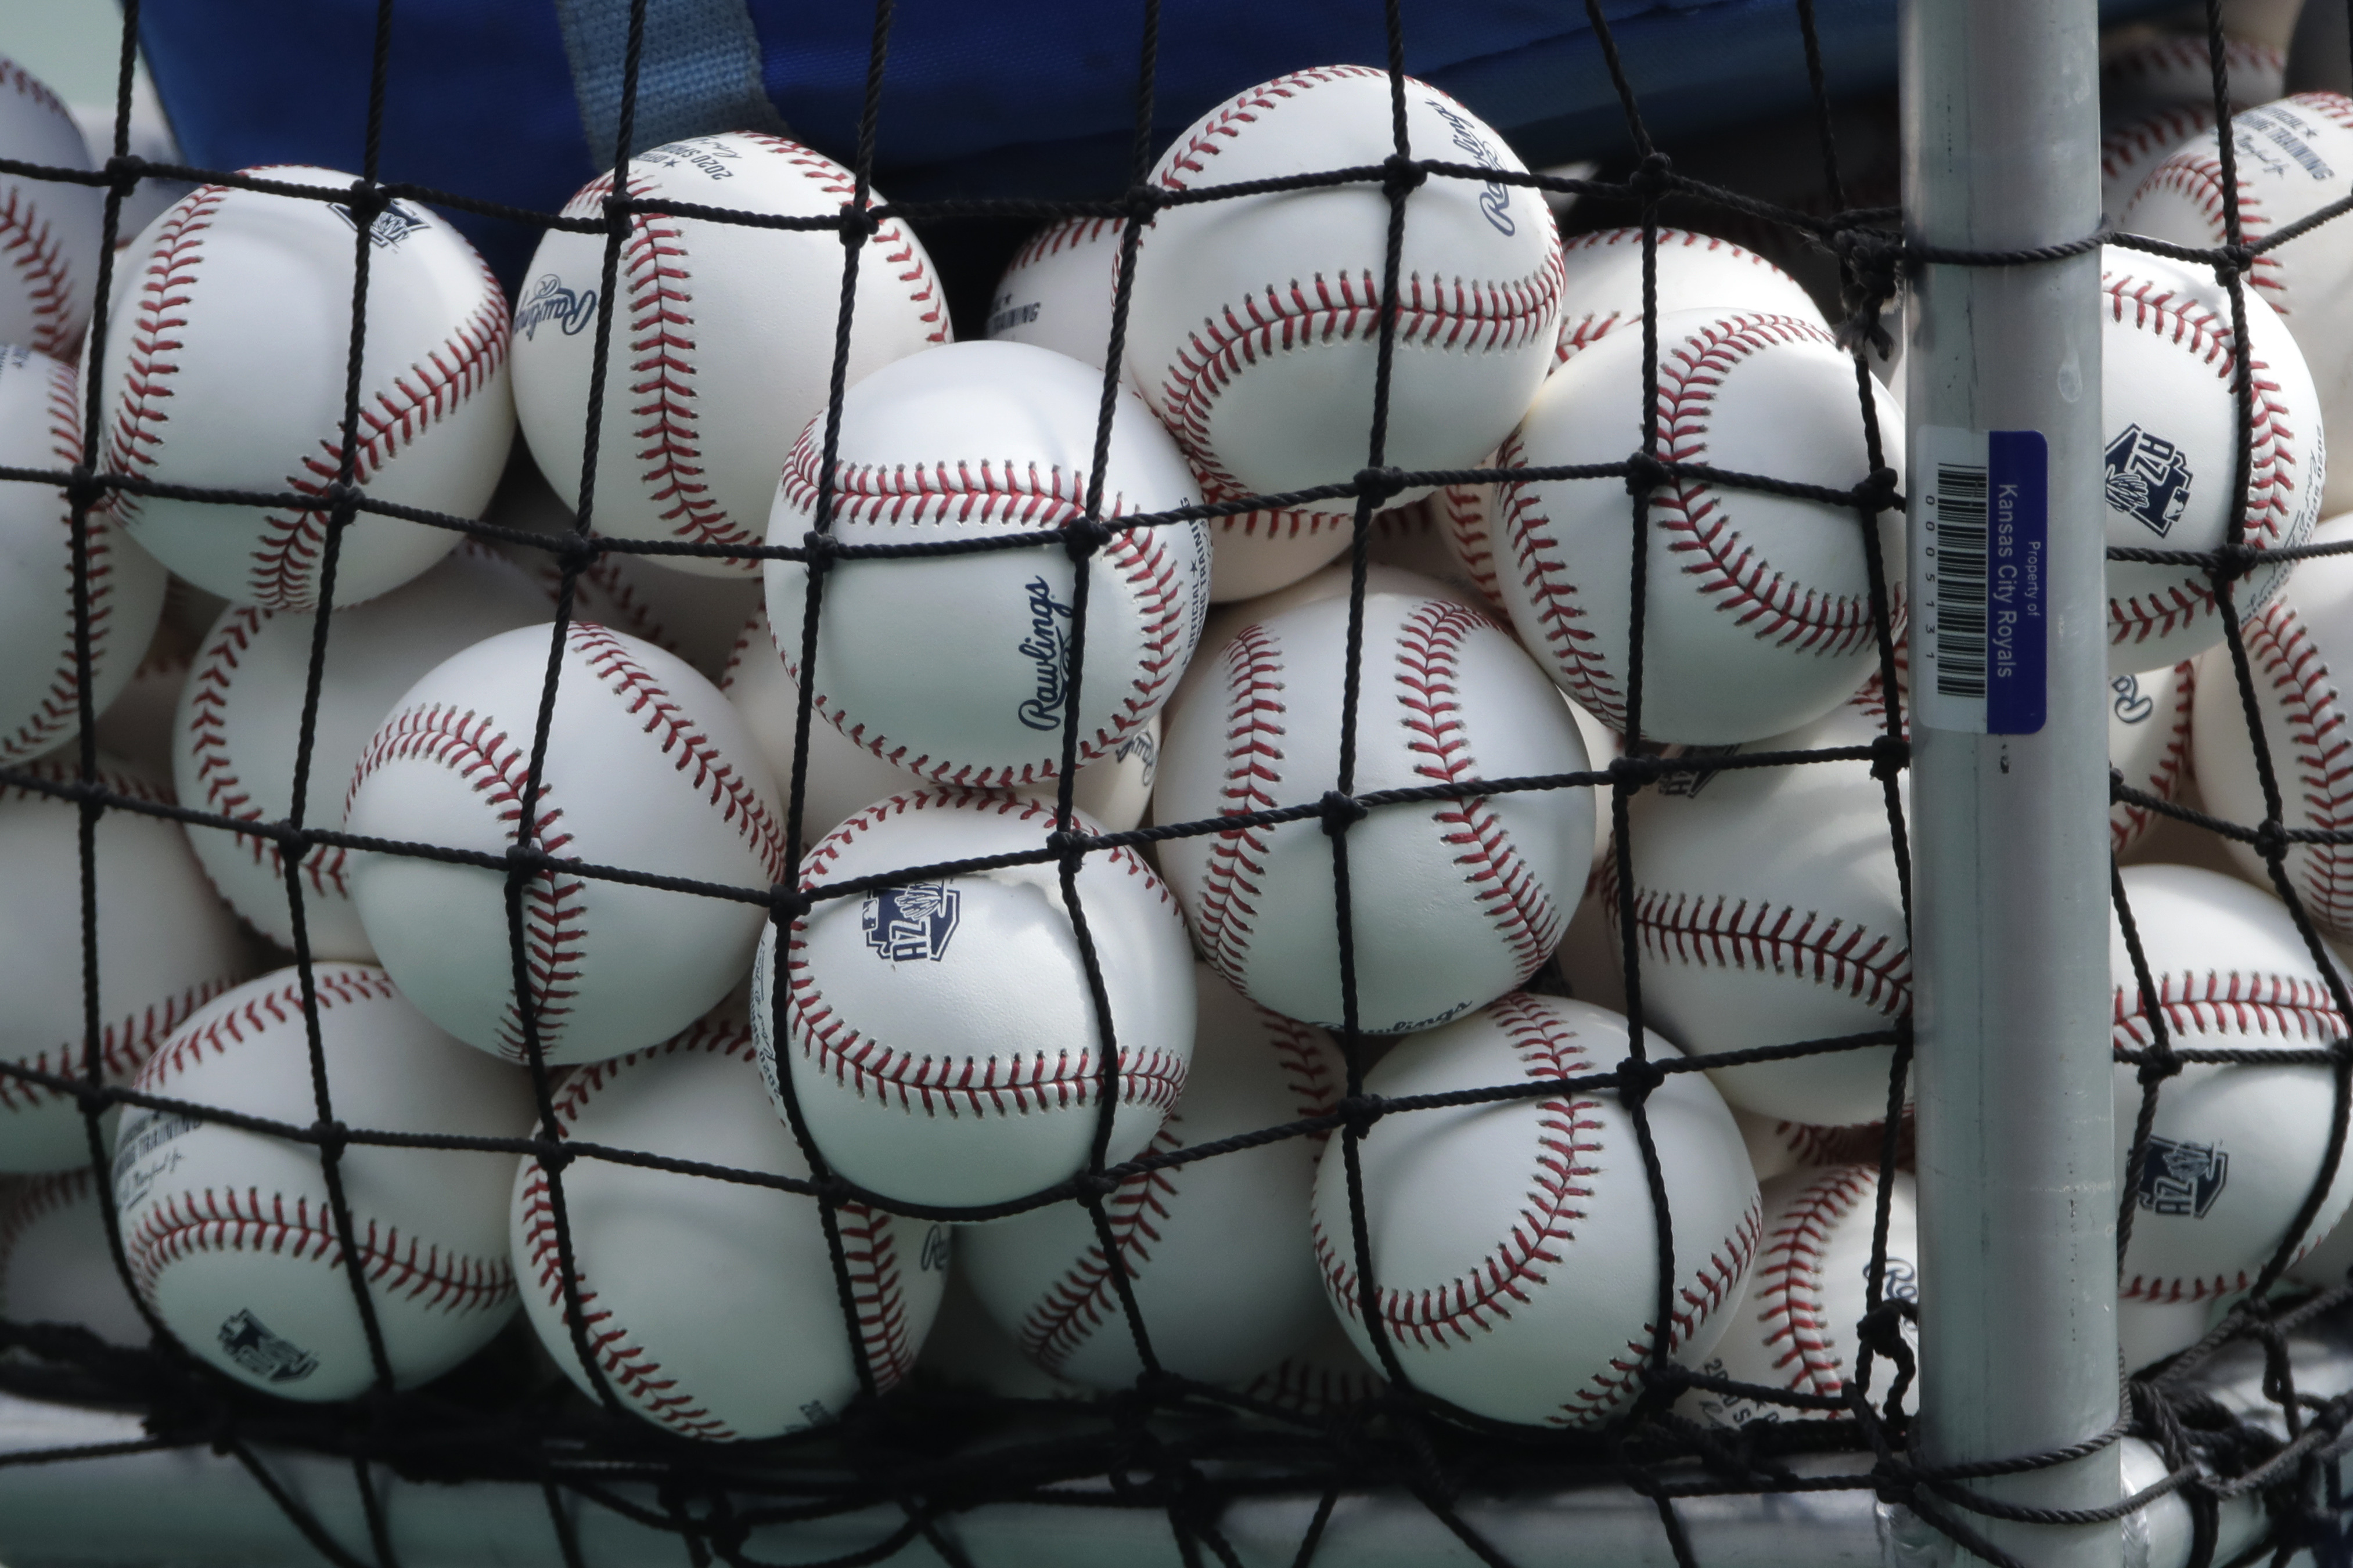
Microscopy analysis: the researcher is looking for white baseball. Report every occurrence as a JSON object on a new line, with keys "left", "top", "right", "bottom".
{"left": 2101, "top": 105, "right": 2219, "bottom": 218}
{"left": 2192, "top": 513, "right": 2353, "bottom": 935}
{"left": 1550, "top": 228, "right": 1825, "bottom": 369}
{"left": 2110, "top": 863, "right": 2353, "bottom": 1302}
{"left": 2110, "top": 658, "right": 2196, "bottom": 856}
{"left": 513, "top": 133, "right": 950, "bottom": 578}
{"left": 2103, "top": 35, "right": 2284, "bottom": 119}
{"left": 1430, "top": 469, "right": 1507, "bottom": 614}
{"left": 1170, "top": 560, "right": 1489, "bottom": 719}
{"left": 1200, "top": 470, "right": 1354, "bottom": 603}
{"left": 2095, "top": 246, "right": 2323, "bottom": 672}
{"left": 987, "top": 215, "right": 1125, "bottom": 370}
{"left": 1125, "top": 67, "right": 1563, "bottom": 514}
{"left": 1156, "top": 592, "right": 1592, "bottom": 1034}
{"left": 0, "top": 1167, "right": 149, "bottom": 1346}
{"left": 764, "top": 340, "right": 1209, "bottom": 789}
{"left": 1229, "top": 1317, "right": 1386, "bottom": 1416}
{"left": 1608, "top": 698, "right": 1909, "bottom": 1126}
{"left": 95, "top": 167, "right": 515, "bottom": 610}
{"left": 721, "top": 603, "right": 1161, "bottom": 839}
{"left": 344, "top": 622, "right": 788, "bottom": 1065}
{"left": 174, "top": 543, "right": 550, "bottom": 960}
{"left": 0, "top": 345, "right": 164, "bottom": 766}
{"left": 1311, "top": 992, "right": 1760, "bottom": 1426}
{"left": 0, "top": 755, "right": 248, "bottom": 1174}
{"left": 513, "top": 1007, "right": 947, "bottom": 1437}
{"left": 751, "top": 788, "right": 1196, "bottom": 1209}
{"left": 960, "top": 964, "right": 1342, "bottom": 1388}
{"left": 0, "top": 59, "right": 100, "bottom": 356}
{"left": 113, "top": 962, "right": 532, "bottom": 1398}
{"left": 1682, "top": 1164, "right": 1918, "bottom": 1426}
{"left": 1494, "top": 308, "right": 1905, "bottom": 744}
{"left": 1734, "top": 1106, "right": 1912, "bottom": 1184}
{"left": 2126, "top": 96, "right": 2353, "bottom": 514}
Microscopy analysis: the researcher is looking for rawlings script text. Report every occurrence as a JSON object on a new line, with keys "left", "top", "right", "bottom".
{"left": 1017, "top": 575, "right": 1075, "bottom": 731}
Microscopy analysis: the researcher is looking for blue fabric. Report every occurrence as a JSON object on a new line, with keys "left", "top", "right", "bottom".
{"left": 137, "top": 0, "right": 2181, "bottom": 290}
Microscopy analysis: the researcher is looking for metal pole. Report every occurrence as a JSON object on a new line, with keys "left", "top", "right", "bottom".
{"left": 1903, "top": 0, "right": 2121, "bottom": 1564}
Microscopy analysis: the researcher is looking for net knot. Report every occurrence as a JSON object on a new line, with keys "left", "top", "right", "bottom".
{"left": 1627, "top": 151, "right": 1675, "bottom": 207}
{"left": 1120, "top": 183, "right": 1163, "bottom": 224}
{"left": 1381, "top": 152, "right": 1429, "bottom": 199}
{"left": 1855, "top": 466, "right": 1902, "bottom": 515}
{"left": 64, "top": 464, "right": 104, "bottom": 514}
{"left": 2136, "top": 1048, "right": 2184, "bottom": 1088}
{"left": 1830, "top": 224, "right": 1903, "bottom": 358}
{"left": 1623, "top": 449, "right": 1672, "bottom": 496}
{"left": 770, "top": 884, "right": 811, "bottom": 925}
{"left": 102, "top": 153, "right": 147, "bottom": 197}
{"left": 1064, "top": 516, "right": 1113, "bottom": 561}
{"left": 1354, "top": 466, "right": 1408, "bottom": 507}
{"left": 835, "top": 202, "right": 881, "bottom": 245}
{"left": 1073, "top": 1169, "right": 1124, "bottom": 1201}
{"left": 1613, "top": 1052, "right": 1667, "bottom": 1105}
{"left": 2207, "top": 540, "right": 2261, "bottom": 585}
{"left": 318, "top": 478, "right": 362, "bottom": 521}
{"left": 2251, "top": 816, "right": 2291, "bottom": 865}
{"left": 2211, "top": 243, "right": 2257, "bottom": 289}
{"left": 550, "top": 528, "right": 598, "bottom": 575}
{"left": 1334, "top": 1093, "right": 1387, "bottom": 1136}
{"left": 339, "top": 181, "right": 390, "bottom": 222}
{"left": 799, "top": 528, "right": 839, "bottom": 575}
{"left": 1609, "top": 751, "right": 1671, "bottom": 788}
{"left": 311, "top": 1118, "right": 350, "bottom": 1160}
{"left": 1046, "top": 827, "right": 1092, "bottom": 857}
{"left": 1869, "top": 733, "right": 1911, "bottom": 782}
{"left": 1318, "top": 789, "right": 1369, "bottom": 836}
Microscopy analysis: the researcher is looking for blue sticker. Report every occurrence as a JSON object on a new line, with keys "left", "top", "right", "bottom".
{"left": 1917, "top": 427, "right": 2048, "bottom": 735}
{"left": 862, "top": 885, "right": 961, "bottom": 963}
{"left": 1984, "top": 430, "right": 2048, "bottom": 736}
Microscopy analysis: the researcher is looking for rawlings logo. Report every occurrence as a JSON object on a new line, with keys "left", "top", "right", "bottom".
{"left": 2138, "top": 1134, "right": 2228, "bottom": 1219}
{"left": 1016, "top": 574, "right": 1074, "bottom": 732}
{"left": 330, "top": 201, "right": 430, "bottom": 249}
{"left": 516, "top": 273, "right": 599, "bottom": 340}
{"left": 1113, "top": 726, "right": 1158, "bottom": 784}
{"left": 862, "top": 884, "right": 961, "bottom": 963}
{"left": 2105, "top": 424, "right": 2193, "bottom": 538}
{"left": 2110, "top": 672, "right": 2156, "bottom": 725}
{"left": 218, "top": 1309, "right": 319, "bottom": 1383}
{"left": 1427, "top": 99, "right": 1515, "bottom": 236}
{"left": 919, "top": 1225, "right": 952, "bottom": 1271}
{"left": 1878, "top": 1254, "right": 1920, "bottom": 1304}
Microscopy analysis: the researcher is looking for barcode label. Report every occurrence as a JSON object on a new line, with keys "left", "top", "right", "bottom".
{"left": 1916, "top": 427, "right": 2048, "bottom": 734}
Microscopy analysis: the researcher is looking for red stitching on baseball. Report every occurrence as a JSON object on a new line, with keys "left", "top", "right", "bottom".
{"left": 1006, "top": 214, "right": 1123, "bottom": 275}
{"left": 2101, "top": 104, "right": 2218, "bottom": 195}
{"left": 1191, "top": 623, "right": 1286, "bottom": 987}
{"left": 126, "top": 1188, "right": 513, "bottom": 1317}
{"left": 0, "top": 1167, "right": 97, "bottom": 1270}
{"left": 184, "top": 607, "right": 352, "bottom": 901}
{"left": 2243, "top": 605, "right": 2353, "bottom": 928}
{"left": 7, "top": 353, "right": 117, "bottom": 760}
{"left": 790, "top": 791, "right": 1184, "bottom": 1117}
{"left": 0, "top": 62, "right": 80, "bottom": 358}
{"left": 1495, "top": 428, "right": 1621, "bottom": 724}
{"left": 1604, "top": 857, "right": 1911, "bottom": 1019}
{"left": 1746, "top": 1165, "right": 1879, "bottom": 1397}
{"left": 1019, "top": 1120, "right": 1183, "bottom": 1372}
{"left": 1434, "top": 478, "right": 1503, "bottom": 607}
{"left": 776, "top": 435, "right": 1189, "bottom": 787}
{"left": 1397, "top": 599, "right": 1563, "bottom": 979}
{"left": 1553, "top": 229, "right": 1787, "bottom": 364}
{"left": 521, "top": 1015, "right": 911, "bottom": 1434}
{"left": 2112, "top": 968, "right": 2347, "bottom": 1051}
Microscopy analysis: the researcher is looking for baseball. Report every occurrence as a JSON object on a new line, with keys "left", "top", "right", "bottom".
{"left": 2109, "top": 658, "right": 2196, "bottom": 856}
{"left": 0, "top": 755, "right": 249, "bottom": 1174}
{"left": 1311, "top": 992, "right": 1760, "bottom": 1427}
{"left": 1171, "top": 560, "right": 1491, "bottom": 719}
{"left": 112, "top": 962, "right": 533, "bottom": 1399}
{"left": 0, "top": 1168, "right": 150, "bottom": 1347}
{"left": 2102, "top": 34, "right": 2282, "bottom": 118}
{"left": 344, "top": 622, "right": 788, "bottom": 1065}
{"left": 959, "top": 964, "right": 1343, "bottom": 1388}
{"left": 987, "top": 215, "right": 1126, "bottom": 371}
{"left": 1199, "top": 471, "right": 1356, "bottom": 603}
{"left": 721, "top": 603, "right": 1161, "bottom": 839}
{"left": 1607, "top": 698, "right": 1909, "bottom": 1127}
{"left": 513, "top": 1007, "right": 948, "bottom": 1439}
{"left": 513, "top": 133, "right": 950, "bottom": 578}
{"left": 1125, "top": 67, "right": 1564, "bottom": 514}
{"left": 2110, "top": 864, "right": 2353, "bottom": 1303}
{"left": 0, "top": 58, "right": 100, "bottom": 357}
{"left": 751, "top": 788, "right": 1196, "bottom": 1210}
{"left": 95, "top": 166, "right": 515, "bottom": 610}
{"left": 2191, "top": 513, "right": 2353, "bottom": 935}
{"left": 1683, "top": 1164, "right": 1919, "bottom": 1426}
{"left": 2100, "top": 105, "right": 2218, "bottom": 218}
{"left": 1550, "top": 228, "right": 1825, "bottom": 369}
{"left": 2095, "top": 246, "right": 2324, "bottom": 672}
{"left": 1157, "top": 591, "right": 1592, "bottom": 1033}
{"left": 764, "top": 340, "right": 1209, "bottom": 790}
{"left": 1493, "top": 308, "right": 1905, "bottom": 744}
{"left": 1735, "top": 1107, "right": 1913, "bottom": 1185}
{"left": 174, "top": 543, "right": 550, "bottom": 960}
{"left": 0, "top": 344, "right": 165, "bottom": 766}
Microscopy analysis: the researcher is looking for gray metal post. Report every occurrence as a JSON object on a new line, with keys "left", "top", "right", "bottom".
{"left": 1902, "top": 0, "right": 2121, "bottom": 1565}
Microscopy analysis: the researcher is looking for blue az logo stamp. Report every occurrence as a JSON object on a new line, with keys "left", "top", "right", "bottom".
{"left": 862, "top": 884, "right": 960, "bottom": 963}
{"left": 2105, "top": 424, "right": 2193, "bottom": 538}
{"left": 2137, "top": 1134, "right": 2227, "bottom": 1219}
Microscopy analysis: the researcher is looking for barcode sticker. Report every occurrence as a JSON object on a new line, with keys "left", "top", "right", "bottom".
{"left": 1916, "top": 426, "right": 2048, "bottom": 734}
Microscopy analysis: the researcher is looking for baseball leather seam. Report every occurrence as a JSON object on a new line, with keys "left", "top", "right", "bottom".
{"left": 0, "top": 1167, "right": 95, "bottom": 1266}
{"left": 1006, "top": 214, "right": 1122, "bottom": 274}
{"left": 2246, "top": 606, "right": 2353, "bottom": 930}
{"left": 1605, "top": 866, "right": 1912, "bottom": 1019}
{"left": 9, "top": 354, "right": 116, "bottom": 760}
{"left": 0, "top": 61, "right": 79, "bottom": 358}
{"left": 1395, "top": 599, "right": 1562, "bottom": 979}
{"left": 102, "top": 185, "right": 227, "bottom": 529}
{"left": 2111, "top": 968, "right": 2347, "bottom": 1048}
{"left": 1748, "top": 1164, "right": 1879, "bottom": 1397}
{"left": 343, "top": 707, "right": 587, "bottom": 1059}
{"left": 0, "top": 976, "right": 237, "bottom": 1117}
{"left": 1191, "top": 622, "right": 1287, "bottom": 989}
{"left": 1018, "top": 1120, "right": 1184, "bottom": 1372}
{"left": 2106, "top": 36, "right": 2282, "bottom": 98}
{"left": 1553, "top": 229, "right": 1783, "bottom": 364}
{"left": 1435, "top": 480, "right": 1502, "bottom": 606}
{"left": 2100, "top": 273, "right": 2306, "bottom": 649}
{"left": 1496, "top": 431, "right": 1621, "bottom": 724}
{"left": 778, "top": 445, "right": 1188, "bottom": 788}
{"left": 127, "top": 1188, "right": 515, "bottom": 1316}
{"left": 2111, "top": 659, "right": 2197, "bottom": 856}
{"left": 2100, "top": 105, "right": 2217, "bottom": 190}
{"left": 790, "top": 791, "right": 1186, "bottom": 1117}
{"left": 185, "top": 607, "right": 352, "bottom": 899}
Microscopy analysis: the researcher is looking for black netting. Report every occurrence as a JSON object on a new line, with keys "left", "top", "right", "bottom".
{"left": 0, "top": 0, "right": 2347, "bottom": 1565}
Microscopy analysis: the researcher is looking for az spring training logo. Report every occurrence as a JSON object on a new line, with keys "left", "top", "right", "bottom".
{"left": 862, "top": 884, "right": 961, "bottom": 963}
{"left": 2137, "top": 1134, "right": 2228, "bottom": 1219}
{"left": 515, "top": 273, "right": 599, "bottom": 340}
{"left": 2104, "top": 424, "right": 2192, "bottom": 538}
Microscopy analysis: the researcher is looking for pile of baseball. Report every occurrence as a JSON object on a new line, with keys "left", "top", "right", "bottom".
{"left": 2, "top": 45, "right": 2353, "bottom": 1441}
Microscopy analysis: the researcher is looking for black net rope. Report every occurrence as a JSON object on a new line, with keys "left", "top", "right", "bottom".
{"left": 0, "top": 0, "right": 2347, "bottom": 1566}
